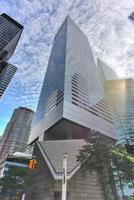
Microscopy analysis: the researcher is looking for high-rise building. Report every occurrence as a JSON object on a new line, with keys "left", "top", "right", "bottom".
{"left": 0, "top": 13, "right": 23, "bottom": 99}
{"left": 0, "top": 62, "right": 17, "bottom": 99}
{"left": 98, "top": 59, "right": 134, "bottom": 145}
{"left": 98, "top": 58, "right": 134, "bottom": 198}
{"left": 27, "top": 17, "right": 117, "bottom": 200}
{"left": 105, "top": 79, "right": 134, "bottom": 145}
{"left": 29, "top": 16, "right": 116, "bottom": 144}
{"left": 0, "top": 13, "right": 23, "bottom": 62}
{"left": 0, "top": 107, "right": 34, "bottom": 160}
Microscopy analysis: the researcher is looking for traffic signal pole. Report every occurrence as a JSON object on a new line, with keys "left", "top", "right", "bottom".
{"left": 62, "top": 153, "right": 67, "bottom": 200}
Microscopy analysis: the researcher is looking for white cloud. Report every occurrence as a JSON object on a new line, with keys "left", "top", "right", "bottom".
{"left": 0, "top": 0, "right": 134, "bottom": 110}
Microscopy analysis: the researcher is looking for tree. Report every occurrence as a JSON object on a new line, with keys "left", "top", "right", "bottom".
{"left": 128, "top": 195, "right": 134, "bottom": 200}
{"left": 0, "top": 167, "right": 31, "bottom": 200}
{"left": 77, "top": 131, "right": 134, "bottom": 200}
{"left": 111, "top": 145, "right": 134, "bottom": 187}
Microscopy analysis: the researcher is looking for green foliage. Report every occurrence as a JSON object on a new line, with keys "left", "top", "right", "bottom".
{"left": 0, "top": 167, "right": 31, "bottom": 199}
{"left": 77, "top": 131, "right": 134, "bottom": 200}
{"left": 128, "top": 195, "right": 134, "bottom": 200}
{"left": 111, "top": 146, "right": 134, "bottom": 186}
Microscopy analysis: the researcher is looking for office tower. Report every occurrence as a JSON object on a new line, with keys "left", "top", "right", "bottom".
{"left": 105, "top": 79, "right": 134, "bottom": 145}
{"left": 98, "top": 59, "right": 134, "bottom": 145}
{"left": 0, "top": 62, "right": 17, "bottom": 99}
{"left": 0, "top": 107, "right": 34, "bottom": 160}
{"left": 0, "top": 13, "right": 23, "bottom": 62}
{"left": 27, "top": 17, "right": 117, "bottom": 200}
{"left": 0, "top": 13, "right": 23, "bottom": 99}
{"left": 29, "top": 16, "right": 116, "bottom": 144}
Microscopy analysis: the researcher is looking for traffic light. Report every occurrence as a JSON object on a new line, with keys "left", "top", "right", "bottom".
{"left": 28, "top": 159, "right": 37, "bottom": 169}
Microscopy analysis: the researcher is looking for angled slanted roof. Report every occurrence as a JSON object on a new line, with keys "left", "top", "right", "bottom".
{"left": 97, "top": 58, "right": 118, "bottom": 81}
{"left": 37, "top": 139, "right": 86, "bottom": 180}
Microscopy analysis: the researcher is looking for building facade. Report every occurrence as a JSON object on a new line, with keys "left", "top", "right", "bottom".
{"left": 0, "top": 62, "right": 17, "bottom": 98}
{"left": 0, "top": 151, "right": 31, "bottom": 178}
{"left": 27, "top": 140, "right": 105, "bottom": 200}
{"left": 29, "top": 16, "right": 116, "bottom": 144}
{"left": 27, "top": 16, "right": 117, "bottom": 200}
{"left": 98, "top": 59, "right": 134, "bottom": 145}
{"left": 105, "top": 79, "right": 134, "bottom": 145}
{"left": 0, "top": 107, "right": 34, "bottom": 161}
{"left": 0, "top": 13, "right": 23, "bottom": 62}
{"left": 0, "top": 13, "right": 23, "bottom": 99}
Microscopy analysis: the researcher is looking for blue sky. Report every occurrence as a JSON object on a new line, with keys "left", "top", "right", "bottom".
{"left": 0, "top": 0, "right": 134, "bottom": 134}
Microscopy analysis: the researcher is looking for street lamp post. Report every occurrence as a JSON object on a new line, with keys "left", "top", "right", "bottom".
{"left": 62, "top": 153, "right": 67, "bottom": 200}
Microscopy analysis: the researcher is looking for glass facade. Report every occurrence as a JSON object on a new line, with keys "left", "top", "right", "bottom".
{"left": 105, "top": 79, "right": 134, "bottom": 144}
{"left": 33, "top": 19, "right": 67, "bottom": 126}
{"left": 0, "top": 13, "right": 23, "bottom": 60}
{"left": 29, "top": 16, "right": 116, "bottom": 143}
{"left": 0, "top": 63, "right": 17, "bottom": 99}
{"left": 0, "top": 107, "right": 34, "bottom": 159}
{"left": 0, "top": 16, "right": 19, "bottom": 50}
{"left": 0, "top": 13, "right": 23, "bottom": 99}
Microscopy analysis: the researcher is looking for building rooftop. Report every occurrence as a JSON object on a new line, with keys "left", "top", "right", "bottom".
{"left": 1, "top": 13, "right": 24, "bottom": 29}
{"left": 18, "top": 107, "right": 34, "bottom": 113}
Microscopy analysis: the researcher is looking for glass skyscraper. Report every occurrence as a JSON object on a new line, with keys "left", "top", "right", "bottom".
{"left": 27, "top": 16, "right": 118, "bottom": 200}
{"left": 98, "top": 59, "right": 134, "bottom": 145}
{"left": 0, "top": 62, "right": 17, "bottom": 99}
{"left": 105, "top": 79, "right": 134, "bottom": 144}
{"left": 0, "top": 13, "right": 23, "bottom": 61}
{"left": 0, "top": 107, "right": 34, "bottom": 160}
{"left": 29, "top": 16, "right": 116, "bottom": 143}
{"left": 0, "top": 13, "right": 23, "bottom": 99}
